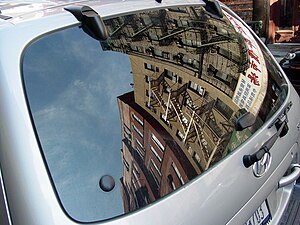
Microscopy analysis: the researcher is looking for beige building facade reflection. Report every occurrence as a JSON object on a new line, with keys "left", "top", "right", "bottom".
{"left": 101, "top": 6, "right": 265, "bottom": 211}
{"left": 104, "top": 6, "right": 250, "bottom": 172}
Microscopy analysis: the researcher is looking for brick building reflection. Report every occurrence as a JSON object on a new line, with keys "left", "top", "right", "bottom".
{"left": 118, "top": 92, "right": 197, "bottom": 212}
{"left": 104, "top": 6, "right": 251, "bottom": 211}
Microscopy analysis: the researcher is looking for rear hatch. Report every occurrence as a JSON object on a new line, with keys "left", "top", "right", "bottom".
{"left": 19, "top": 2, "right": 300, "bottom": 224}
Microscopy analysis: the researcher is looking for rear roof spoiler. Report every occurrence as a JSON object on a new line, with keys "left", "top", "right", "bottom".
{"left": 156, "top": 0, "right": 223, "bottom": 18}
{"left": 65, "top": 5, "right": 108, "bottom": 41}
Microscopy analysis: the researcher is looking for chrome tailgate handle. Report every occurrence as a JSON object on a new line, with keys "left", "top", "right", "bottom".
{"left": 278, "top": 164, "right": 300, "bottom": 188}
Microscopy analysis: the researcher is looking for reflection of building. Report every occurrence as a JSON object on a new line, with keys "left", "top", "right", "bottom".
{"left": 104, "top": 7, "right": 249, "bottom": 97}
{"left": 106, "top": 5, "right": 275, "bottom": 214}
{"left": 131, "top": 55, "right": 238, "bottom": 172}
{"left": 118, "top": 92, "right": 197, "bottom": 213}
{"left": 103, "top": 6, "right": 247, "bottom": 172}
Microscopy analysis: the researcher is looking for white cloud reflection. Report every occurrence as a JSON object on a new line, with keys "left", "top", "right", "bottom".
{"left": 23, "top": 26, "right": 133, "bottom": 221}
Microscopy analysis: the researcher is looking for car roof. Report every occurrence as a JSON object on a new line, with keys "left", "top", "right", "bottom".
{"left": 0, "top": 0, "right": 88, "bottom": 23}
{"left": 0, "top": 1, "right": 81, "bottom": 17}
{"left": 0, "top": 0, "right": 207, "bottom": 23}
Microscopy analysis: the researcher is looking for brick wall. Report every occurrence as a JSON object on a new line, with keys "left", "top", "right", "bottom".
{"left": 220, "top": 0, "right": 253, "bottom": 22}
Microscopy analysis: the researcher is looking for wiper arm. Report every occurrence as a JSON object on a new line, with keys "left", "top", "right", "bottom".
{"left": 243, "top": 101, "right": 292, "bottom": 168}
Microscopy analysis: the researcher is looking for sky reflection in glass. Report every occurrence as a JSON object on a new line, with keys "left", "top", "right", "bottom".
{"left": 23, "top": 27, "right": 132, "bottom": 222}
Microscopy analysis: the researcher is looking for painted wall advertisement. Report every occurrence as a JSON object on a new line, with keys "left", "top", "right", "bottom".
{"left": 224, "top": 11, "right": 268, "bottom": 116}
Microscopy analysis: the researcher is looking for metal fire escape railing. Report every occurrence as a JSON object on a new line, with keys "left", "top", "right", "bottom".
{"left": 148, "top": 73, "right": 233, "bottom": 169}
{"left": 147, "top": 68, "right": 237, "bottom": 169}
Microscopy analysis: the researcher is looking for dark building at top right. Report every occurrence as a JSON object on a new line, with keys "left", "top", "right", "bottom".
{"left": 220, "top": 0, "right": 300, "bottom": 43}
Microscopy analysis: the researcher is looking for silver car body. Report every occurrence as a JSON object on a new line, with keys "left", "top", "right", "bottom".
{"left": 0, "top": 0, "right": 300, "bottom": 224}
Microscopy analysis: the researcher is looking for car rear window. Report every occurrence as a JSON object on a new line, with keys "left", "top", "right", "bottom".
{"left": 22, "top": 5, "right": 288, "bottom": 223}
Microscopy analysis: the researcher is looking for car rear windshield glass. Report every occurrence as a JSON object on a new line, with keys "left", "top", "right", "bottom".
{"left": 22, "top": 5, "right": 288, "bottom": 223}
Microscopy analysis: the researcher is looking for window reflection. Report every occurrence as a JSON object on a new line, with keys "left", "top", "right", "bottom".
{"left": 23, "top": 5, "right": 287, "bottom": 223}
{"left": 105, "top": 8, "right": 244, "bottom": 174}
{"left": 118, "top": 92, "right": 197, "bottom": 211}
{"left": 104, "top": 6, "right": 287, "bottom": 213}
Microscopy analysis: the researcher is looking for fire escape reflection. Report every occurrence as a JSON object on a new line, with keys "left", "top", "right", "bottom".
{"left": 147, "top": 71, "right": 231, "bottom": 170}
{"left": 104, "top": 5, "right": 256, "bottom": 214}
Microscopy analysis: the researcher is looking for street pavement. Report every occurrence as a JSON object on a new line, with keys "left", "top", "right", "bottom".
{"left": 267, "top": 43, "right": 300, "bottom": 62}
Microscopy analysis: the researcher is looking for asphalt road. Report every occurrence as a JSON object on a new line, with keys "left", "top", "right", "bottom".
{"left": 267, "top": 43, "right": 299, "bottom": 62}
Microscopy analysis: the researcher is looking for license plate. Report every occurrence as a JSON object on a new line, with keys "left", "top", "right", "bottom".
{"left": 244, "top": 201, "right": 271, "bottom": 225}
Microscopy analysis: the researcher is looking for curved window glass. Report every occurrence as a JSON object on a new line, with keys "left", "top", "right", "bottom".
{"left": 22, "top": 5, "right": 287, "bottom": 223}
